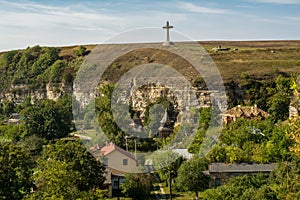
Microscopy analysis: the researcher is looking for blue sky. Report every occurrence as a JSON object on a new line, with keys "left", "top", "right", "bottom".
{"left": 0, "top": 0, "right": 300, "bottom": 51}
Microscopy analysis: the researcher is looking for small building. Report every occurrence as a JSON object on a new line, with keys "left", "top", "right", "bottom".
{"left": 204, "top": 163, "right": 276, "bottom": 187}
{"left": 221, "top": 105, "right": 269, "bottom": 125}
{"left": 4, "top": 113, "right": 21, "bottom": 125}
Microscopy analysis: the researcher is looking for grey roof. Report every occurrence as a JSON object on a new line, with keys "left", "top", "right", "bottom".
{"left": 209, "top": 163, "right": 276, "bottom": 173}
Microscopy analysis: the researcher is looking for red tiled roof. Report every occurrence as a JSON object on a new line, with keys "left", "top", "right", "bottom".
{"left": 101, "top": 142, "right": 136, "bottom": 161}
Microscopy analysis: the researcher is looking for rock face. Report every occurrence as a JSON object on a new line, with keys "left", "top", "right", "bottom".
{"left": 130, "top": 84, "right": 178, "bottom": 112}
{"left": 0, "top": 82, "right": 73, "bottom": 103}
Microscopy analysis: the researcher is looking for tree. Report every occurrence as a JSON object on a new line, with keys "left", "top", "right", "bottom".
{"left": 207, "top": 119, "right": 292, "bottom": 163}
{"left": 188, "top": 107, "right": 212, "bottom": 154}
{"left": 30, "top": 159, "right": 82, "bottom": 199}
{"left": 270, "top": 158, "right": 300, "bottom": 199}
{"left": 21, "top": 99, "right": 73, "bottom": 140}
{"left": 267, "top": 75, "right": 293, "bottom": 122}
{"left": 289, "top": 122, "right": 300, "bottom": 156}
{"left": 202, "top": 173, "right": 273, "bottom": 200}
{"left": 122, "top": 173, "right": 152, "bottom": 200}
{"left": 95, "top": 84, "right": 126, "bottom": 147}
{"left": 176, "top": 158, "right": 209, "bottom": 199}
{"left": 152, "top": 151, "right": 182, "bottom": 200}
{"left": 0, "top": 143, "right": 33, "bottom": 200}
{"left": 3, "top": 100, "right": 15, "bottom": 116}
{"left": 35, "top": 140, "right": 106, "bottom": 191}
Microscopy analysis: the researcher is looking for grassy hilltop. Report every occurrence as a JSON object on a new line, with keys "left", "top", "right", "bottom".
{"left": 59, "top": 40, "right": 300, "bottom": 84}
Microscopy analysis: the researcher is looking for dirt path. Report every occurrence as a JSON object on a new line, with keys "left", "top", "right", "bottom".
{"left": 155, "top": 183, "right": 167, "bottom": 200}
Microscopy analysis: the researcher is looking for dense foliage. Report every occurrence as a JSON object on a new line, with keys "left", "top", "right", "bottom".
{"left": 202, "top": 157, "right": 300, "bottom": 199}
{"left": 176, "top": 157, "right": 209, "bottom": 199}
{"left": 207, "top": 119, "right": 293, "bottom": 163}
{"left": 0, "top": 46, "right": 80, "bottom": 92}
{"left": 30, "top": 140, "right": 106, "bottom": 199}
{"left": 122, "top": 173, "right": 152, "bottom": 200}
{"left": 0, "top": 143, "right": 33, "bottom": 200}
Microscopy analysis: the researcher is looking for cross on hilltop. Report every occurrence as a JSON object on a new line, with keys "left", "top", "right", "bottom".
{"left": 162, "top": 21, "right": 174, "bottom": 46}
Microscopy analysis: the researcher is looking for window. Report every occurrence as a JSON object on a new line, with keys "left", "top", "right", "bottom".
{"left": 123, "top": 159, "right": 128, "bottom": 165}
{"left": 215, "top": 179, "right": 221, "bottom": 186}
{"left": 113, "top": 180, "right": 119, "bottom": 187}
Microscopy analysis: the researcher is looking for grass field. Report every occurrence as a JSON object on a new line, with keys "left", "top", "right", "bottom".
{"left": 60, "top": 40, "right": 299, "bottom": 85}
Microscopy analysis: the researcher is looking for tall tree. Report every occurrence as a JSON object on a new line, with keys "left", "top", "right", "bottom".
{"left": 122, "top": 173, "right": 152, "bottom": 200}
{"left": 0, "top": 143, "right": 33, "bottom": 200}
{"left": 21, "top": 99, "right": 72, "bottom": 140}
{"left": 35, "top": 140, "right": 106, "bottom": 191}
{"left": 267, "top": 75, "right": 293, "bottom": 122}
{"left": 152, "top": 151, "right": 182, "bottom": 200}
{"left": 176, "top": 157, "right": 209, "bottom": 200}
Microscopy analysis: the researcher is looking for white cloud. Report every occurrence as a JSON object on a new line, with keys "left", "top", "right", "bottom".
{"left": 245, "top": 0, "right": 300, "bottom": 4}
{"left": 0, "top": 0, "right": 123, "bottom": 27}
{"left": 178, "top": 2, "right": 232, "bottom": 14}
{"left": 285, "top": 16, "right": 300, "bottom": 21}
{"left": 0, "top": 0, "right": 127, "bottom": 50}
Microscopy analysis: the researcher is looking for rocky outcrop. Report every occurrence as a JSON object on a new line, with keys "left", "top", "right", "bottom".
{"left": 0, "top": 82, "right": 72, "bottom": 103}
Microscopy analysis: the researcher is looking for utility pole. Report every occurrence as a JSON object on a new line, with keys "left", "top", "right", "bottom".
{"left": 169, "top": 170, "right": 173, "bottom": 200}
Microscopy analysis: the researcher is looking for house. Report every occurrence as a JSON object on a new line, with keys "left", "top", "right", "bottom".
{"left": 204, "top": 163, "right": 276, "bottom": 187}
{"left": 221, "top": 105, "right": 269, "bottom": 125}
{"left": 90, "top": 142, "right": 137, "bottom": 197}
{"left": 4, "top": 113, "right": 21, "bottom": 124}
{"left": 101, "top": 142, "right": 137, "bottom": 173}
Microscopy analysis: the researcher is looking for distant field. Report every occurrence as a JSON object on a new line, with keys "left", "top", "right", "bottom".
{"left": 201, "top": 41, "right": 300, "bottom": 82}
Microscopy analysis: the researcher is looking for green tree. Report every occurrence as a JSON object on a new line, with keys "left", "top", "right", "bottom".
{"left": 208, "top": 119, "right": 292, "bottom": 163}
{"left": 270, "top": 158, "right": 300, "bottom": 199}
{"left": 176, "top": 158, "right": 209, "bottom": 199}
{"left": 0, "top": 143, "right": 33, "bottom": 200}
{"left": 202, "top": 173, "right": 272, "bottom": 200}
{"left": 188, "top": 107, "right": 212, "bottom": 154}
{"left": 21, "top": 99, "right": 72, "bottom": 140}
{"left": 95, "top": 84, "right": 125, "bottom": 147}
{"left": 17, "top": 134, "right": 45, "bottom": 155}
{"left": 35, "top": 140, "right": 106, "bottom": 191}
{"left": 152, "top": 151, "right": 182, "bottom": 199}
{"left": 122, "top": 173, "right": 152, "bottom": 200}
{"left": 48, "top": 60, "right": 67, "bottom": 82}
{"left": 267, "top": 75, "right": 293, "bottom": 122}
{"left": 30, "top": 159, "right": 82, "bottom": 200}
{"left": 3, "top": 100, "right": 15, "bottom": 116}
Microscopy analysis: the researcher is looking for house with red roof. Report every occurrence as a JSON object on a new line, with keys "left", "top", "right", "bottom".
{"left": 92, "top": 142, "right": 137, "bottom": 197}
